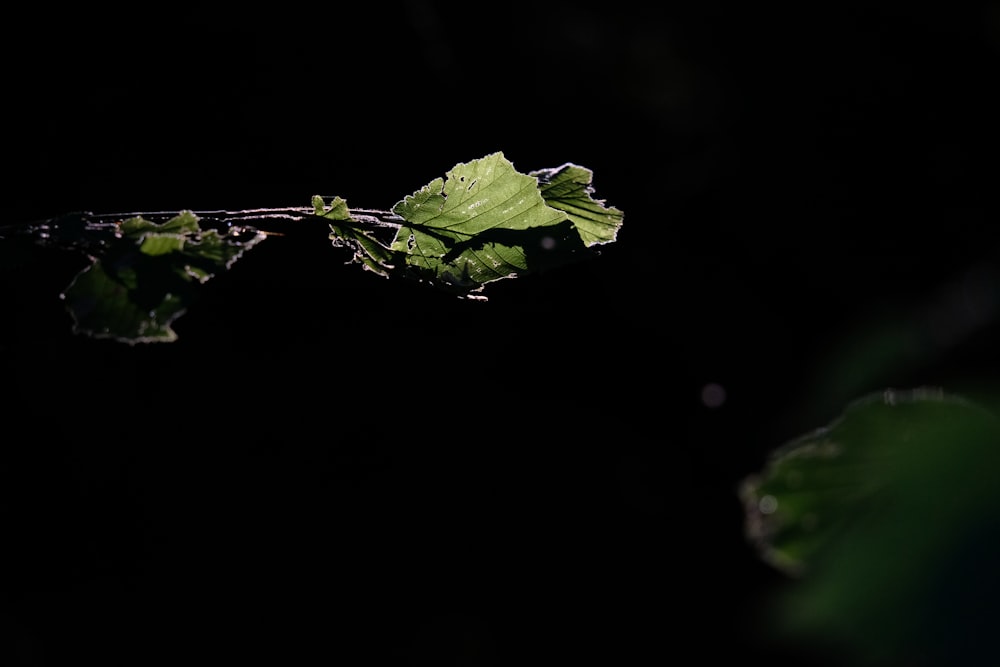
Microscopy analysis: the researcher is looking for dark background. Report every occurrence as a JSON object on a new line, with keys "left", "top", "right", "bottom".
{"left": 3, "top": 2, "right": 999, "bottom": 665}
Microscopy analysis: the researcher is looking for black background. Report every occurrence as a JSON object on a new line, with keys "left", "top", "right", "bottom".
{"left": 3, "top": 2, "right": 1000, "bottom": 665}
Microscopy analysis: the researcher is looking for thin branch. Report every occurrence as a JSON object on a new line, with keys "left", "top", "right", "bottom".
{"left": 0, "top": 206, "right": 408, "bottom": 239}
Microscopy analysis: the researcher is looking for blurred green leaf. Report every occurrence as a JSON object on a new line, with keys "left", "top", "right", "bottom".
{"left": 740, "top": 388, "right": 1000, "bottom": 664}
{"left": 61, "top": 212, "right": 265, "bottom": 344}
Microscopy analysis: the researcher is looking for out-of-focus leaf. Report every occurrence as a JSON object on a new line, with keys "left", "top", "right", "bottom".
{"left": 122, "top": 211, "right": 201, "bottom": 236}
{"left": 61, "top": 212, "right": 265, "bottom": 344}
{"left": 739, "top": 388, "right": 1000, "bottom": 664}
{"left": 61, "top": 260, "right": 188, "bottom": 343}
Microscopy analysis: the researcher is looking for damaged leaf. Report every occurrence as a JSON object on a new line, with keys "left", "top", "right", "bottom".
{"left": 315, "top": 151, "right": 623, "bottom": 298}
{"left": 60, "top": 211, "right": 265, "bottom": 344}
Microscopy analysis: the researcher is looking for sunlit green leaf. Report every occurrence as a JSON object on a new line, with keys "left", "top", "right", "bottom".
{"left": 314, "top": 196, "right": 400, "bottom": 279}
{"left": 313, "top": 152, "right": 619, "bottom": 299}
{"left": 391, "top": 151, "right": 566, "bottom": 242}
{"left": 532, "top": 162, "right": 624, "bottom": 246}
{"left": 382, "top": 151, "right": 606, "bottom": 297}
{"left": 312, "top": 194, "right": 351, "bottom": 221}
{"left": 122, "top": 210, "right": 201, "bottom": 235}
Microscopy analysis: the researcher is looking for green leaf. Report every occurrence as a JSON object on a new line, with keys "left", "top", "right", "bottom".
{"left": 138, "top": 233, "right": 186, "bottom": 256}
{"left": 314, "top": 196, "right": 400, "bottom": 279}
{"left": 380, "top": 151, "right": 607, "bottom": 298}
{"left": 316, "top": 152, "right": 617, "bottom": 300}
{"left": 327, "top": 221, "right": 398, "bottom": 279}
{"left": 531, "top": 162, "right": 624, "bottom": 246}
{"left": 122, "top": 210, "right": 201, "bottom": 236}
{"left": 740, "top": 388, "right": 1000, "bottom": 663}
{"left": 61, "top": 260, "right": 187, "bottom": 343}
{"left": 61, "top": 213, "right": 265, "bottom": 344}
{"left": 391, "top": 151, "right": 567, "bottom": 242}
{"left": 312, "top": 194, "right": 351, "bottom": 221}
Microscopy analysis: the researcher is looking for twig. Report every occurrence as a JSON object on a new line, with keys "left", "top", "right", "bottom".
{"left": 0, "top": 206, "right": 408, "bottom": 240}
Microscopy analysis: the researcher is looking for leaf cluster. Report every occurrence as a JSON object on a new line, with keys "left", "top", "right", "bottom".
{"left": 6, "top": 152, "right": 623, "bottom": 343}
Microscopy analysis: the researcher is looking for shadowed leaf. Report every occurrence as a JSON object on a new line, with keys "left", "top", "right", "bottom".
{"left": 740, "top": 388, "right": 1000, "bottom": 664}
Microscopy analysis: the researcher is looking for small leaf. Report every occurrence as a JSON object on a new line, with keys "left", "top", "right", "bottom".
{"left": 327, "top": 221, "right": 398, "bottom": 278}
{"left": 314, "top": 196, "right": 400, "bottom": 278}
{"left": 313, "top": 195, "right": 351, "bottom": 220}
